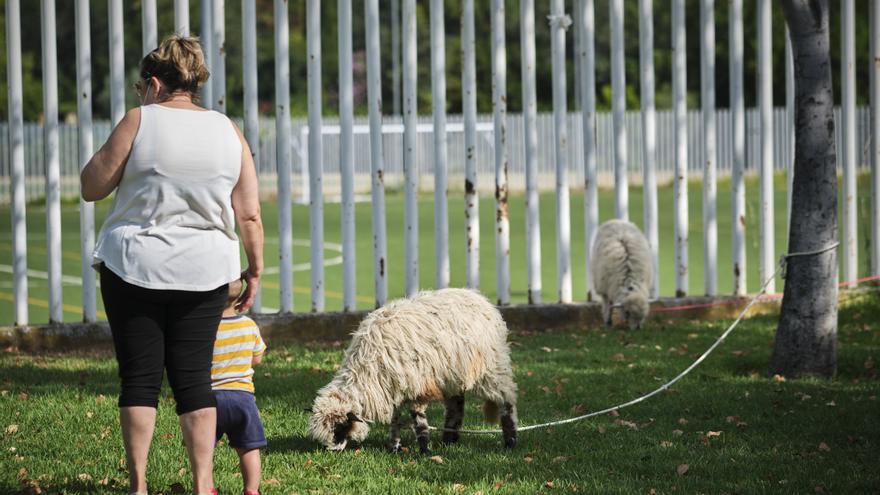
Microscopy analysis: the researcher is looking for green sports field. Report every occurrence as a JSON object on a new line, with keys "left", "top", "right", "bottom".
{"left": 0, "top": 173, "right": 875, "bottom": 325}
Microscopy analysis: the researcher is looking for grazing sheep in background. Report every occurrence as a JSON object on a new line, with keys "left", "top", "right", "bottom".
{"left": 308, "top": 288, "right": 518, "bottom": 454}
{"left": 590, "top": 219, "right": 653, "bottom": 330}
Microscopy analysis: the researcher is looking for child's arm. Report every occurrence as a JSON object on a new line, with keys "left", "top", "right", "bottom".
{"left": 252, "top": 352, "right": 263, "bottom": 366}
{"left": 252, "top": 326, "right": 267, "bottom": 366}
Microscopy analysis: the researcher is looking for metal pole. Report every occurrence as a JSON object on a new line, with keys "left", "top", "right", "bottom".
{"left": 174, "top": 0, "right": 190, "bottom": 36}
{"left": 701, "top": 0, "right": 717, "bottom": 296}
{"left": 366, "top": 0, "right": 388, "bottom": 306}
{"left": 430, "top": 0, "right": 449, "bottom": 289}
{"left": 521, "top": 0, "right": 540, "bottom": 303}
{"left": 872, "top": 0, "right": 880, "bottom": 276}
{"left": 550, "top": 0, "right": 572, "bottom": 303}
{"left": 201, "top": 0, "right": 213, "bottom": 107}
{"left": 6, "top": 0, "right": 27, "bottom": 325}
{"left": 785, "top": 27, "right": 794, "bottom": 235}
{"left": 76, "top": 0, "right": 96, "bottom": 322}
{"left": 242, "top": 0, "right": 261, "bottom": 312}
{"left": 212, "top": 0, "right": 226, "bottom": 112}
{"left": 42, "top": 0, "right": 63, "bottom": 323}
{"left": 610, "top": 0, "right": 627, "bottom": 221}
{"left": 274, "top": 0, "right": 293, "bottom": 312}
{"left": 842, "top": 0, "right": 857, "bottom": 285}
{"left": 730, "top": 0, "right": 746, "bottom": 296}
{"left": 142, "top": 0, "right": 157, "bottom": 55}
{"left": 758, "top": 0, "right": 774, "bottom": 293}
{"left": 109, "top": 0, "right": 125, "bottom": 126}
{"left": 492, "top": 0, "right": 510, "bottom": 305}
{"left": 338, "top": 0, "right": 356, "bottom": 311}
{"left": 463, "top": 0, "right": 480, "bottom": 291}
{"left": 639, "top": 0, "right": 658, "bottom": 298}
{"left": 307, "top": 0, "right": 324, "bottom": 311}
{"left": 391, "top": 0, "right": 401, "bottom": 116}
{"left": 580, "top": 0, "right": 598, "bottom": 301}
{"left": 403, "top": 0, "right": 418, "bottom": 297}
{"left": 672, "top": 0, "right": 688, "bottom": 297}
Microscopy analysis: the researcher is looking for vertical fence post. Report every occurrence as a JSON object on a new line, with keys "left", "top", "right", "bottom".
{"left": 841, "top": 0, "right": 857, "bottom": 286}
{"left": 550, "top": 0, "right": 572, "bottom": 303}
{"left": 274, "top": 0, "right": 293, "bottom": 313}
{"left": 785, "top": 28, "right": 794, "bottom": 234}
{"left": 463, "top": 0, "right": 480, "bottom": 291}
{"left": 338, "top": 0, "right": 356, "bottom": 311}
{"left": 41, "top": 0, "right": 63, "bottom": 323}
{"left": 76, "top": 0, "right": 97, "bottom": 322}
{"left": 142, "top": 0, "right": 157, "bottom": 54}
{"left": 492, "top": 0, "right": 510, "bottom": 305}
{"left": 242, "top": 0, "right": 261, "bottom": 312}
{"left": 430, "top": 0, "right": 449, "bottom": 289}
{"left": 403, "top": 0, "right": 419, "bottom": 297}
{"left": 6, "top": 0, "right": 28, "bottom": 325}
{"left": 109, "top": 0, "right": 125, "bottom": 126}
{"left": 200, "top": 0, "right": 213, "bottom": 108}
{"left": 730, "top": 0, "right": 746, "bottom": 295}
{"left": 872, "top": 0, "right": 880, "bottom": 276}
{"left": 579, "top": 0, "right": 598, "bottom": 301}
{"left": 521, "top": 0, "right": 540, "bottom": 303}
{"left": 672, "top": 0, "right": 689, "bottom": 297}
{"left": 366, "top": 0, "right": 388, "bottom": 307}
{"left": 307, "top": 0, "right": 324, "bottom": 311}
{"left": 701, "top": 0, "right": 717, "bottom": 296}
{"left": 639, "top": 0, "right": 658, "bottom": 298}
{"left": 391, "top": 0, "right": 401, "bottom": 116}
{"left": 212, "top": 0, "right": 226, "bottom": 112}
{"left": 758, "top": 0, "right": 775, "bottom": 293}
{"left": 174, "top": 0, "right": 190, "bottom": 36}
{"left": 610, "top": 0, "right": 627, "bottom": 221}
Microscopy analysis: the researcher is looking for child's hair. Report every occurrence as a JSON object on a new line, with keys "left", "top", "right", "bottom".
{"left": 226, "top": 278, "right": 244, "bottom": 309}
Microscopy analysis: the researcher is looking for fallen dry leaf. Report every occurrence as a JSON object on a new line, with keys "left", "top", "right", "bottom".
{"left": 725, "top": 416, "right": 740, "bottom": 424}
{"left": 597, "top": 426, "right": 607, "bottom": 434}
{"left": 676, "top": 464, "right": 690, "bottom": 475}
{"left": 524, "top": 456, "right": 534, "bottom": 463}
{"left": 818, "top": 442, "right": 831, "bottom": 452}
{"left": 77, "top": 473, "right": 92, "bottom": 482}
{"left": 264, "top": 478, "right": 281, "bottom": 486}
{"left": 545, "top": 480, "right": 555, "bottom": 489}
{"left": 772, "top": 374, "right": 787, "bottom": 382}
{"left": 17, "top": 467, "right": 27, "bottom": 479}
{"left": 672, "top": 429, "right": 684, "bottom": 436}
{"left": 178, "top": 468, "right": 186, "bottom": 477}
{"left": 495, "top": 481, "right": 504, "bottom": 489}
{"left": 608, "top": 410, "right": 620, "bottom": 417}
{"left": 6, "top": 424, "right": 18, "bottom": 434}
{"left": 430, "top": 455, "right": 444, "bottom": 464}
{"left": 541, "top": 347, "right": 553, "bottom": 353}
{"left": 706, "top": 431, "right": 722, "bottom": 438}
{"left": 611, "top": 353, "right": 626, "bottom": 362}
{"left": 678, "top": 418, "right": 688, "bottom": 426}
{"left": 660, "top": 441, "right": 673, "bottom": 448}
{"left": 552, "top": 456, "right": 569, "bottom": 463}
{"left": 452, "top": 483, "right": 465, "bottom": 492}
{"left": 614, "top": 419, "right": 638, "bottom": 430}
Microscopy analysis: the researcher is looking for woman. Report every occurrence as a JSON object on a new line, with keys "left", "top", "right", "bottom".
{"left": 81, "top": 36, "right": 263, "bottom": 495}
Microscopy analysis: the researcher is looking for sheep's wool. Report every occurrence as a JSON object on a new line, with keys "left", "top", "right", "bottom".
{"left": 590, "top": 219, "right": 653, "bottom": 328}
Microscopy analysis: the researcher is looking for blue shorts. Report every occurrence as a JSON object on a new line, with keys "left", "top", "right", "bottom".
{"left": 214, "top": 389, "right": 267, "bottom": 450}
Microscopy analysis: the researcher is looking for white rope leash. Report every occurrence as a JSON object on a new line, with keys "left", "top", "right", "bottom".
{"left": 432, "top": 242, "right": 839, "bottom": 435}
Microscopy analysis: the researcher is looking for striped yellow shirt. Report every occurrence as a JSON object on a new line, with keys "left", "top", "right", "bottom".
{"left": 211, "top": 315, "right": 266, "bottom": 393}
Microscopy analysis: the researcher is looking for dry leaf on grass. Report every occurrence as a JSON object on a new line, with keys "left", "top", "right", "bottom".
{"left": 264, "top": 478, "right": 281, "bottom": 486}
{"left": 524, "top": 456, "right": 534, "bottom": 463}
{"left": 706, "top": 431, "right": 722, "bottom": 438}
{"left": 676, "top": 464, "right": 690, "bottom": 475}
{"left": 544, "top": 480, "right": 555, "bottom": 489}
{"left": 77, "top": 473, "right": 92, "bottom": 482}
{"left": 672, "top": 429, "right": 684, "bottom": 436}
{"left": 614, "top": 419, "right": 638, "bottom": 430}
{"left": 660, "top": 441, "right": 673, "bottom": 448}
{"left": 772, "top": 374, "right": 787, "bottom": 382}
{"left": 452, "top": 483, "right": 465, "bottom": 492}
{"left": 818, "top": 442, "right": 831, "bottom": 452}
{"left": 5, "top": 424, "right": 18, "bottom": 434}
{"left": 430, "top": 455, "right": 444, "bottom": 464}
{"left": 611, "top": 353, "right": 626, "bottom": 362}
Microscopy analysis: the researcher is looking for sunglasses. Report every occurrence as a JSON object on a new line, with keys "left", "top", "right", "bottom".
{"left": 133, "top": 75, "right": 153, "bottom": 98}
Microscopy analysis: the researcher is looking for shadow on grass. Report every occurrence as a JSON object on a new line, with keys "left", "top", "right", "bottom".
{"left": 0, "top": 361, "right": 119, "bottom": 397}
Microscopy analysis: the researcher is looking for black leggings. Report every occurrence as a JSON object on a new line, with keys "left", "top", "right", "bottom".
{"left": 100, "top": 265, "right": 228, "bottom": 415}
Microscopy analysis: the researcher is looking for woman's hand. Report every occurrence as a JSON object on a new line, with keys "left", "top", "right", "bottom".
{"left": 236, "top": 267, "right": 260, "bottom": 313}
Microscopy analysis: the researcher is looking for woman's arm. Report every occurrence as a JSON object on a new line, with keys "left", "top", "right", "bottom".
{"left": 231, "top": 123, "right": 264, "bottom": 313}
{"left": 80, "top": 108, "right": 141, "bottom": 201}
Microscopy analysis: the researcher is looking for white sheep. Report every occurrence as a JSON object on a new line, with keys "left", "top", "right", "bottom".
{"left": 307, "top": 288, "right": 518, "bottom": 453}
{"left": 590, "top": 219, "right": 654, "bottom": 330}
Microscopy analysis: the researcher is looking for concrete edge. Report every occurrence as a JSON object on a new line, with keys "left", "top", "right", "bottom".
{"left": 0, "top": 293, "right": 801, "bottom": 353}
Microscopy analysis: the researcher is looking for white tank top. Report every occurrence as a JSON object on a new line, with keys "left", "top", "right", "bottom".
{"left": 93, "top": 104, "right": 243, "bottom": 291}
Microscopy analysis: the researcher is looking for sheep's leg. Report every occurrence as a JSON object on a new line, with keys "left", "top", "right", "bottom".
{"left": 441, "top": 395, "right": 465, "bottom": 444}
{"left": 602, "top": 300, "right": 614, "bottom": 327}
{"left": 500, "top": 402, "right": 518, "bottom": 449}
{"left": 410, "top": 402, "right": 431, "bottom": 455}
{"left": 388, "top": 407, "right": 405, "bottom": 453}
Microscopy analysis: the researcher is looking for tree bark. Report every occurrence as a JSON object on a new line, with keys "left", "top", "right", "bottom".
{"left": 769, "top": 0, "right": 838, "bottom": 378}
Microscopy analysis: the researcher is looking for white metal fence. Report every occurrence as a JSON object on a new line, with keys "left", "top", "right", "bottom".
{"left": 0, "top": 106, "right": 872, "bottom": 203}
{"left": 3, "top": 0, "right": 878, "bottom": 326}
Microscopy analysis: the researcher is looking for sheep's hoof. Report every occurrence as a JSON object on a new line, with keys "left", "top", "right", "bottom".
{"left": 419, "top": 446, "right": 432, "bottom": 455}
{"left": 388, "top": 443, "right": 404, "bottom": 454}
{"left": 441, "top": 432, "right": 460, "bottom": 444}
{"left": 504, "top": 437, "right": 517, "bottom": 449}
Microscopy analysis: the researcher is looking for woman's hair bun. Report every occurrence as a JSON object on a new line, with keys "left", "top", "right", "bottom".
{"left": 139, "top": 35, "right": 210, "bottom": 97}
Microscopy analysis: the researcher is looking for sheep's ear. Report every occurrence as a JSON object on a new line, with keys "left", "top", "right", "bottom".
{"left": 347, "top": 412, "right": 372, "bottom": 424}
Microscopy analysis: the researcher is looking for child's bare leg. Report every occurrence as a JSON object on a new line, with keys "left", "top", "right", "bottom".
{"left": 235, "top": 447, "right": 261, "bottom": 494}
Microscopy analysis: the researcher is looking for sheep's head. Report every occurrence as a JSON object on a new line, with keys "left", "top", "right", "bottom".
{"left": 308, "top": 389, "right": 371, "bottom": 451}
{"left": 618, "top": 286, "right": 650, "bottom": 330}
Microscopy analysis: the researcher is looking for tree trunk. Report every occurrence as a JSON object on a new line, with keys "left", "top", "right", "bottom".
{"left": 769, "top": 0, "right": 838, "bottom": 378}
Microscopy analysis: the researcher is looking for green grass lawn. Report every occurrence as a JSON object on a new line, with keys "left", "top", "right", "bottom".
{"left": 1, "top": 292, "right": 878, "bottom": 494}
{"left": 0, "top": 173, "right": 875, "bottom": 325}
